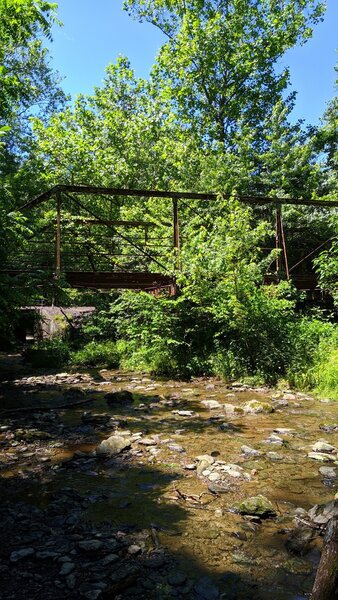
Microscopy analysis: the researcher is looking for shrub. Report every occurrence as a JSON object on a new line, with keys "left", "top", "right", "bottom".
{"left": 314, "top": 347, "right": 338, "bottom": 400}
{"left": 23, "top": 339, "right": 71, "bottom": 368}
{"left": 287, "top": 318, "right": 338, "bottom": 391}
{"left": 72, "top": 341, "right": 119, "bottom": 368}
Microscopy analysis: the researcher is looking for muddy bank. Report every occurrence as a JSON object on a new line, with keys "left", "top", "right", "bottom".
{"left": 0, "top": 359, "right": 337, "bottom": 599}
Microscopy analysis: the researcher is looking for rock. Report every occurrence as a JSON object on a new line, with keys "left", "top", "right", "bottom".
{"left": 285, "top": 527, "right": 315, "bottom": 555}
{"left": 273, "top": 428, "right": 294, "bottom": 435}
{"left": 208, "top": 482, "right": 231, "bottom": 494}
{"left": 63, "top": 387, "right": 86, "bottom": 400}
{"left": 81, "top": 412, "right": 111, "bottom": 425}
{"left": 36, "top": 551, "right": 59, "bottom": 559}
{"left": 167, "top": 571, "right": 186, "bottom": 586}
{"left": 100, "top": 554, "right": 119, "bottom": 566}
{"left": 312, "top": 440, "right": 336, "bottom": 453}
{"left": 208, "top": 472, "right": 221, "bottom": 482}
{"left": 273, "top": 398, "right": 289, "bottom": 408}
{"left": 232, "top": 530, "right": 248, "bottom": 541}
{"left": 105, "top": 390, "right": 134, "bottom": 406}
{"left": 232, "top": 495, "right": 276, "bottom": 518}
{"left": 319, "top": 466, "right": 337, "bottom": 479}
{"left": 109, "top": 564, "right": 139, "bottom": 587}
{"left": 282, "top": 393, "right": 297, "bottom": 401}
{"left": 242, "top": 400, "right": 274, "bottom": 414}
{"left": 127, "top": 544, "right": 142, "bottom": 555}
{"left": 96, "top": 435, "right": 131, "bottom": 456}
{"left": 78, "top": 539, "right": 104, "bottom": 552}
{"left": 319, "top": 424, "right": 338, "bottom": 434}
{"left": 138, "top": 438, "right": 158, "bottom": 446}
{"left": 219, "top": 422, "right": 238, "bottom": 432}
{"left": 264, "top": 434, "right": 284, "bottom": 446}
{"left": 59, "top": 562, "right": 75, "bottom": 576}
{"left": 308, "top": 500, "right": 338, "bottom": 525}
{"left": 241, "top": 445, "right": 261, "bottom": 457}
{"left": 83, "top": 591, "right": 101, "bottom": 600}
{"left": 172, "top": 410, "right": 196, "bottom": 417}
{"left": 10, "top": 548, "right": 35, "bottom": 562}
{"left": 308, "top": 452, "right": 336, "bottom": 462}
{"left": 222, "top": 464, "right": 244, "bottom": 478}
{"left": 222, "top": 403, "right": 244, "bottom": 416}
{"left": 201, "top": 400, "right": 222, "bottom": 410}
{"left": 294, "top": 507, "right": 307, "bottom": 517}
{"left": 167, "top": 443, "right": 185, "bottom": 453}
{"left": 184, "top": 463, "right": 196, "bottom": 470}
{"left": 196, "top": 455, "right": 215, "bottom": 476}
{"left": 231, "top": 551, "right": 257, "bottom": 565}
{"left": 193, "top": 576, "right": 219, "bottom": 599}
{"left": 196, "top": 454, "right": 215, "bottom": 464}
{"left": 14, "top": 429, "right": 52, "bottom": 442}
{"left": 66, "top": 574, "right": 76, "bottom": 590}
{"left": 283, "top": 557, "right": 312, "bottom": 575}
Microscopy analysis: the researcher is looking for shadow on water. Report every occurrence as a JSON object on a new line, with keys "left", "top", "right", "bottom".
{"left": 0, "top": 358, "right": 328, "bottom": 599}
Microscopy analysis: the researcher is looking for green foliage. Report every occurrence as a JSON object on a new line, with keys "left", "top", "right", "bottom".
{"left": 23, "top": 338, "right": 71, "bottom": 368}
{"left": 287, "top": 321, "right": 338, "bottom": 399}
{"left": 314, "top": 348, "right": 338, "bottom": 400}
{"left": 112, "top": 292, "right": 213, "bottom": 378}
{"left": 72, "top": 341, "right": 119, "bottom": 368}
{"left": 125, "top": 0, "right": 325, "bottom": 149}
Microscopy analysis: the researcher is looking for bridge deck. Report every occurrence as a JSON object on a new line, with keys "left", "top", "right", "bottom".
{"left": 65, "top": 271, "right": 175, "bottom": 291}
{"left": 3, "top": 270, "right": 176, "bottom": 293}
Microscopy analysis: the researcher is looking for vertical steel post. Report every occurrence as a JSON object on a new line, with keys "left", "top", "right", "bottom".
{"left": 173, "top": 198, "right": 180, "bottom": 270}
{"left": 275, "top": 204, "right": 282, "bottom": 275}
{"left": 55, "top": 190, "right": 61, "bottom": 277}
{"left": 280, "top": 212, "right": 290, "bottom": 280}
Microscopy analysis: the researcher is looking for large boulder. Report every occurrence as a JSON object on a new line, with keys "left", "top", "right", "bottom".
{"left": 242, "top": 400, "right": 274, "bottom": 414}
{"left": 81, "top": 411, "right": 111, "bottom": 425}
{"left": 105, "top": 390, "right": 134, "bottom": 406}
{"left": 232, "top": 495, "right": 276, "bottom": 518}
{"left": 96, "top": 435, "right": 131, "bottom": 456}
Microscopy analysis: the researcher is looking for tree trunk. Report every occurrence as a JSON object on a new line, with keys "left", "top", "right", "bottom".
{"left": 311, "top": 516, "right": 338, "bottom": 600}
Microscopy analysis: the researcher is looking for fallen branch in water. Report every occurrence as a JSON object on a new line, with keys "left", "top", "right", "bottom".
{"left": 167, "top": 486, "right": 216, "bottom": 508}
{"left": 294, "top": 517, "right": 324, "bottom": 531}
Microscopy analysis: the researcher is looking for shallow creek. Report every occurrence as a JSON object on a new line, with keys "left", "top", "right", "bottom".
{"left": 0, "top": 363, "right": 337, "bottom": 600}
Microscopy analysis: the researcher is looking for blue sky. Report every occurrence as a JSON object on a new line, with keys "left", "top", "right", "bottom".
{"left": 49, "top": 0, "right": 338, "bottom": 124}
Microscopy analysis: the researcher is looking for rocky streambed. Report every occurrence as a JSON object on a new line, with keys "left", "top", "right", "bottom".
{"left": 0, "top": 358, "right": 337, "bottom": 599}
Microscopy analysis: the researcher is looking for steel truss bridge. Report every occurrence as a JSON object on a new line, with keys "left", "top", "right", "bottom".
{"left": 3, "top": 184, "right": 338, "bottom": 296}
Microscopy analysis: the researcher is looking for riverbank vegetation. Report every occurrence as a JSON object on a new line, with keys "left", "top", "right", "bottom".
{"left": 1, "top": 0, "right": 337, "bottom": 398}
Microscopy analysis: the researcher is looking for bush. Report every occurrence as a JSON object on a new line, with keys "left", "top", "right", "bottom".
{"left": 287, "top": 318, "right": 338, "bottom": 391}
{"left": 314, "top": 347, "right": 338, "bottom": 400}
{"left": 23, "top": 339, "right": 71, "bottom": 368}
{"left": 111, "top": 292, "right": 214, "bottom": 378}
{"left": 72, "top": 341, "right": 119, "bottom": 368}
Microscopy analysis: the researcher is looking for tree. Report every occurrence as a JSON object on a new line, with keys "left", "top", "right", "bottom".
{"left": 124, "top": 0, "right": 325, "bottom": 150}
{"left": 0, "top": 0, "right": 66, "bottom": 342}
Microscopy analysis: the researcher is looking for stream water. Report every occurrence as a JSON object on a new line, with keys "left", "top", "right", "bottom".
{"left": 0, "top": 360, "right": 337, "bottom": 599}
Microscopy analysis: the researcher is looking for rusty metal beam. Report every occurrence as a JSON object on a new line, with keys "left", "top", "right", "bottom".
{"left": 17, "top": 184, "right": 338, "bottom": 212}
{"left": 275, "top": 205, "right": 282, "bottom": 274}
{"left": 63, "top": 218, "right": 159, "bottom": 228}
{"left": 289, "top": 235, "right": 336, "bottom": 273}
{"left": 173, "top": 198, "right": 181, "bottom": 270}
{"left": 55, "top": 190, "right": 61, "bottom": 276}
{"left": 64, "top": 271, "right": 174, "bottom": 290}
{"left": 280, "top": 212, "right": 290, "bottom": 280}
